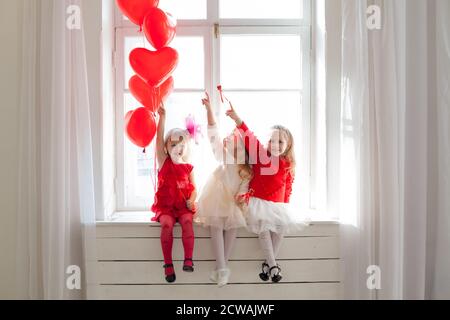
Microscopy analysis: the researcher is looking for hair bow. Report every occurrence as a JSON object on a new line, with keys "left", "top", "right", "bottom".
{"left": 185, "top": 114, "right": 203, "bottom": 145}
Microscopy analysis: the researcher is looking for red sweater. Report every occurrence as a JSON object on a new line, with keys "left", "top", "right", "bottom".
{"left": 237, "top": 122, "right": 294, "bottom": 204}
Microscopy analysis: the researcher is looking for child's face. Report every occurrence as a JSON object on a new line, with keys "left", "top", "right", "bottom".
{"left": 166, "top": 135, "right": 188, "bottom": 163}
{"left": 223, "top": 130, "right": 240, "bottom": 149}
{"left": 268, "top": 129, "right": 289, "bottom": 157}
{"left": 223, "top": 130, "right": 246, "bottom": 163}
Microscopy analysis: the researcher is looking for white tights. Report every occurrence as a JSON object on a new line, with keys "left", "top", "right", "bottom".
{"left": 258, "top": 231, "right": 284, "bottom": 268}
{"left": 210, "top": 227, "right": 238, "bottom": 270}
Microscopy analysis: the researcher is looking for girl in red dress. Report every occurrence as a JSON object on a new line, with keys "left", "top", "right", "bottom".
{"left": 226, "top": 104, "right": 308, "bottom": 283}
{"left": 151, "top": 106, "right": 197, "bottom": 283}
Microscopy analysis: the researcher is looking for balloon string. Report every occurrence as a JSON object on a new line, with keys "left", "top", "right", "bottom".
{"left": 152, "top": 87, "right": 156, "bottom": 111}
{"left": 157, "top": 86, "right": 161, "bottom": 107}
{"left": 217, "top": 85, "right": 225, "bottom": 103}
{"left": 153, "top": 141, "right": 157, "bottom": 193}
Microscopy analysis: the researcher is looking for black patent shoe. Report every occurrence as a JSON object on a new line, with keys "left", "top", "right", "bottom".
{"left": 259, "top": 262, "right": 270, "bottom": 281}
{"left": 164, "top": 264, "right": 176, "bottom": 283}
{"left": 183, "top": 258, "right": 194, "bottom": 272}
{"left": 270, "top": 265, "right": 283, "bottom": 283}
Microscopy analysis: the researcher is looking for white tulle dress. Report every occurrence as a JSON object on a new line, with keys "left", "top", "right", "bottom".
{"left": 195, "top": 125, "right": 250, "bottom": 230}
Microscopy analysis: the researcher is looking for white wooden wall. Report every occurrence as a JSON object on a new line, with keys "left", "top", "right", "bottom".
{"left": 93, "top": 220, "right": 341, "bottom": 300}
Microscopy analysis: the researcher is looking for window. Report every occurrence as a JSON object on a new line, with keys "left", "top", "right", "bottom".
{"left": 113, "top": 0, "right": 312, "bottom": 214}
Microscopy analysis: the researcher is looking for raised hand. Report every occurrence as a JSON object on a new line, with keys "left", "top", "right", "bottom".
{"left": 202, "top": 91, "right": 217, "bottom": 126}
{"left": 158, "top": 104, "right": 166, "bottom": 118}
{"left": 225, "top": 102, "right": 242, "bottom": 126}
{"left": 201, "top": 92, "right": 212, "bottom": 109}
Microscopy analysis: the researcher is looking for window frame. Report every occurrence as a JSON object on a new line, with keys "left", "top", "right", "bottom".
{"left": 215, "top": 25, "right": 311, "bottom": 209}
{"left": 113, "top": 0, "right": 313, "bottom": 212}
{"left": 114, "top": 0, "right": 311, "bottom": 28}
{"left": 114, "top": 26, "right": 213, "bottom": 211}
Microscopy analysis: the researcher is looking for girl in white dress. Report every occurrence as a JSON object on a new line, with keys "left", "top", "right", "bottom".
{"left": 195, "top": 92, "right": 252, "bottom": 287}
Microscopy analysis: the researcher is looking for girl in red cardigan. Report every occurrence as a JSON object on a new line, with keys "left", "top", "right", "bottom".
{"left": 226, "top": 104, "right": 306, "bottom": 283}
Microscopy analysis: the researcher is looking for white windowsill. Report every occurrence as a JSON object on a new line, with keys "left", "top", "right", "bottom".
{"left": 97, "top": 211, "right": 340, "bottom": 226}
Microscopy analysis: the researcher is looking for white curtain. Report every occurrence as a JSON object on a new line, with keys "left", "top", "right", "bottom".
{"left": 433, "top": 0, "right": 450, "bottom": 299}
{"left": 339, "top": 0, "right": 450, "bottom": 299}
{"left": 17, "top": 0, "right": 98, "bottom": 299}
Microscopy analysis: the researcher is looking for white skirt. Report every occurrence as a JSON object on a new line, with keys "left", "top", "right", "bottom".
{"left": 245, "top": 197, "right": 309, "bottom": 235}
{"left": 195, "top": 170, "right": 247, "bottom": 230}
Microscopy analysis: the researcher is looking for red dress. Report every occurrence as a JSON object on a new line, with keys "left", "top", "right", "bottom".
{"left": 151, "top": 157, "right": 195, "bottom": 222}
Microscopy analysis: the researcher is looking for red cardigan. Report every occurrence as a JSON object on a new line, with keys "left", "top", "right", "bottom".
{"left": 237, "top": 122, "right": 294, "bottom": 204}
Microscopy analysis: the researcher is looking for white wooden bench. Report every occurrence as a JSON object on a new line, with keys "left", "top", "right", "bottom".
{"left": 92, "top": 213, "right": 341, "bottom": 300}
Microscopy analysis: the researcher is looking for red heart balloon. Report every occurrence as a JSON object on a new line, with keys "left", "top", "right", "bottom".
{"left": 124, "top": 107, "right": 157, "bottom": 148}
{"left": 143, "top": 8, "right": 177, "bottom": 50}
{"left": 116, "top": 0, "right": 159, "bottom": 27}
{"left": 129, "top": 76, "right": 174, "bottom": 113}
{"left": 129, "top": 47, "right": 179, "bottom": 87}
{"left": 156, "top": 76, "right": 175, "bottom": 105}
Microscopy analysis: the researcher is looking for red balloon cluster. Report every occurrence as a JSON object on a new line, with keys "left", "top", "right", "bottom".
{"left": 116, "top": 0, "right": 178, "bottom": 148}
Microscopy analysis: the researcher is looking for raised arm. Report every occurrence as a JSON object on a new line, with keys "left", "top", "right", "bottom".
{"left": 202, "top": 92, "right": 225, "bottom": 163}
{"left": 225, "top": 103, "right": 267, "bottom": 164}
{"left": 202, "top": 92, "right": 216, "bottom": 127}
{"left": 156, "top": 106, "right": 168, "bottom": 168}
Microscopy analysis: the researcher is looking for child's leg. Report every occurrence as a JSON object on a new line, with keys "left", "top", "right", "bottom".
{"left": 211, "top": 226, "right": 226, "bottom": 270}
{"left": 271, "top": 231, "right": 284, "bottom": 257}
{"left": 258, "top": 231, "right": 276, "bottom": 268}
{"left": 160, "top": 215, "right": 176, "bottom": 276}
{"left": 224, "top": 228, "right": 238, "bottom": 264}
{"left": 179, "top": 214, "right": 195, "bottom": 267}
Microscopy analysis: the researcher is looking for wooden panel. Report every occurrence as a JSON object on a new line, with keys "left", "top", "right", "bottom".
{"left": 92, "top": 221, "right": 341, "bottom": 300}
{"left": 96, "top": 223, "right": 339, "bottom": 239}
{"left": 97, "top": 260, "right": 340, "bottom": 285}
{"left": 96, "top": 283, "right": 340, "bottom": 300}
{"left": 97, "top": 237, "right": 340, "bottom": 261}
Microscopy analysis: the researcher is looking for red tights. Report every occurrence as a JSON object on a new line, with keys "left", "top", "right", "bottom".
{"left": 159, "top": 214, "right": 195, "bottom": 274}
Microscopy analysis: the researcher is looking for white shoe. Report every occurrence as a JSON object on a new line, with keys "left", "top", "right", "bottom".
{"left": 210, "top": 270, "right": 218, "bottom": 283}
{"left": 217, "top": 269, "right": 231, "bottom": 287}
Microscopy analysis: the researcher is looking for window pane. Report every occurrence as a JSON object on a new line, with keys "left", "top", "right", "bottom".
{"left": 159, "top": 0, "right": 207, "bottom": 20}
{"left": 123, "top": 93, "right": 156, "bottom": 206}
{"left": 218, "top": 91, "right": 302, "bottom": 141}
{"left": 124, "top": 36, "right": 149, "bottom": 90}
{"left": 218, "top": 91, "right": 307, "bottom": 213}
{"left": 163, "top": 92, "right": 217, "bottom": 191}
{"left": 124, "top": 36, "right": 204, "bottom": 90}
{"left": 220, "top": 0, "right": 303, "bottom": 19}
{"left": 170, "top": 36, "right": 205, "bottom": 89}
{"left": 221, "top": 35, "right": 302, "bottom": 90}
{"left": 124, "top": 92, "right": 217, "bottom": 207}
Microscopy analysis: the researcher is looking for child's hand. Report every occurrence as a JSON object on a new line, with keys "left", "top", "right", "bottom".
{"left": 225, "top": 102, "right": 243, "bottom": 126}
{"left": 201, "top": 92, "right": 212, "bottom": 109}
{"left": 235, "top": 194, "right": 245, "bottom": 205}
{"left": 158, "top": 105, "right": 166, "bottom": 118}
{"left": 235, "top": 194, "right": 248, "bottom": 211}
{"left": 186, "top": 199, "right": 197, "bottom": 213}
